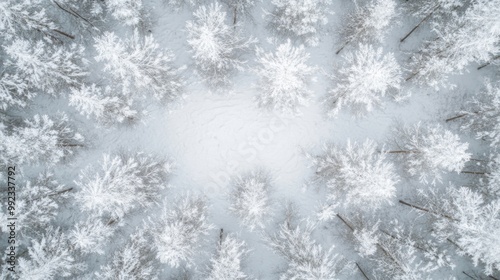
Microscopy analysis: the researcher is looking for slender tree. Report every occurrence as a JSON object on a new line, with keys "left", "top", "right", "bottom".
{"left": 336, "top": 0, "right": 397, "bottom": 54}
{"left": 255, "top": 40, "right": 315, "bottom": 114}
{"left": 391, "top": 123, "right": 471, "bottom": 184}
{"left": 153, "top": 194, "right": 213, "bottom": 267}
{"left": 186, "top": 2, "right": 255, "bottom": 88}
{"left": 326, "top": 44, "right": 402, "bottom": 117}
{"left": 94, "top": 30, "right": 183, "bottom": 103}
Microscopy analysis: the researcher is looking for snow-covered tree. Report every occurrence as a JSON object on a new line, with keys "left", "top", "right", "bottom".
{"left": 266, "top": 0, "right": 332, "bottom": 46}
{"left": 75, "top": 152, "right": 173, "bottom": 219}
{"left": 5, "top": 40, "right": 87, "bottom": 95}
{"left": 401, "top": 0, "right": 467, "bottom": 42}
{"left": 69, "top": 83, "right": 138, "bottom": 127}
{"left": 461, "top": 81, "right": 500, "bottom": 148}
{"left": 97, "top": 231, "right": 159, "bottom": 279}
{"left": 106, "top": 0, "right": 144, "bottom": 26}
{"left": 336, "top": 0, "right": 397, "bottom": 54}
{"left": 373, "top": 225, "right": 441, "bottom": 280}
{"left": 486, "top": 154, "right": 500, "bottom": 196}
{"left": 0, "top": 72, "right": 33, "bottom": 110}
{"left": 325, "top": 44, "right": 402, "bottom": 117}
{"left": 153, "top": 194, "right": 212, "bottom": 267}
{"left": 391, "top": 122, "right": 471, "bottom": 184}
{"left": 0, "top": 113, "right": 84, "bottom": 166}
{"left": 186, "top": 3, "right": 255, "bottom": 88}
{"left": 428, "top": 187, "right": 500, "bottom": 275}
{"left": 352, "top": 222, "right": 379, "bottom": 258}
{"left": 255, "top": 40, "right": 315, "bottom": 114}
{"left": 18, "top": 228, "right": 86, "bottom": 280}
{"left": 0, "top": 0, "right": 72, "bottom": 41}
{"left": 70, "top": 217, "right": 116, "bottom": 255}
{"left": 94, "top": 30, "right": 183, "bottom": 103}
{"left": 0, "top": 172, "right": 71, "bottom": 238}
{"left": 268, "top": 220, "right": 353, "bottom": 279}
{"left": 229, "top": 170, "right": 271, "bottom": 231}
{"left": 310, "top": 139, "right": 398, "bottom": 210}
{"left": 206, "top": 234, "right": 249, "bottom": 280}
{"left": 408, "top": 0, "right": 500, "bottom": 89}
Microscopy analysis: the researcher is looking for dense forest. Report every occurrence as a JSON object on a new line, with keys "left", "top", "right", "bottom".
{"left": 0, "top": 0, "right": 499, "bottom": 279}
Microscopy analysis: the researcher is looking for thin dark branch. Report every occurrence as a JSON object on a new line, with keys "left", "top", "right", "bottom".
{"left": 356, "top": 262, "right": 370, "bottom": 280}
{"left": 399, "top": 200, "right": 457, "bottom": 221}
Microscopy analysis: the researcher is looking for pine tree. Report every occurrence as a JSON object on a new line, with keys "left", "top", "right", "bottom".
{"left": 153, "top": 194, "right": 212, "bottom": 268}
{"left": 75, "top": 152, "right": 173, "bottom": 219}
{"left": 0, "top": 113, "right": 84, "bottom": 166}
{"left": 70, "top": 217, "right": 116, "bottom": 255}
{"left": 268, "top": 220, "right": 353, "bottom": 279}
{"left": 97, "top": 231, "right": 159, "bottom": 279}
{"left": 0, "top": 0, "right": 72, "bottom": 41}
{"left": 255, "top": 40, "right": 315, "bottom": 114}
{"left": 186, "top": 3, "right": 255, "bottom": 88}
{"left": 461, "top": 81, "right": 500, "bottom": 148}
{"left": 407, "top": 0, "right": 500, "bottom": 89}
{"left": 266, "top": 0, "right": 332, "bottom": 46}
{"left": 310, "top": 139, "right": 398, "bottom": 210}
{"left": 229, "top": 170, "right": 272, "bottom": 231}
{"left": 373, "top": 224, "right": 441, "bottom": 280}
{"left": 430, "top": 187, "right": 500, "bottom": 275}
{"left": 69, "top": 83, "right": 138, "bottom": 127}
{"left": 106, "top": 0, "right": 144, "bottom": 26}
{"left": 325, "top": 44, "right": 402, "bottom": 118}
{"left": 336, "top": 0, "right": 397, "bottom": 54}
{"left": 0, "top": 172, "right": 71, "bottom": 238}
{"left": 94, "top": 30, "right": 183, "bottom": 103}
{"left": 18, "top": 228, "right": 86, "bottom": 280}
{"left": 391, "top": 122, "right": 471, "bottom": 184}
{"left": 401, "top": 0, "right": 466, "bottom": 42}
{"left": 206, "top": 233, "right": 249, "bottom": 280}
{"left": 5, "top": 39, "right": 87, "bottom": 95}
{"left": 0, "top": 72, "right": 33, "bottom": 110}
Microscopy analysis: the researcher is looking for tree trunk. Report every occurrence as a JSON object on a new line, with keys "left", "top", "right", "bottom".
{"left": 356, "top": 263, "right": 370, "bottom": 280}
{"left": 336, "top": 214, "right": 355, "bottom": 232}
{"left": 461, "top": 171, "right": 487, "bottom": 175}
{"left": 233, "top": 7, "right": 237, "bottom": 26}
{"left": 335, "top": 39, "right": 352, "bottom": 55}
{"left": 462, "top": 271, "right": 478, "bottom": 280}
{"left": 57, "top": 143, "right": 84, "bottom": 147}
{"left": 399, "top": 200, "right": 457, "bottom": 221}
{"left": 400, "top": 4, "right": 440, "bottom": 43}
{"left": 52, "top": 29, "right": 75, "bottom": 40}
{"left": 477, "top": 55, "right": 500, "bottom": 70}
{"left": 48, "top": 187, "right": 73, "bottom": 197}
{"left": 445, "top": 113, "right": 468, "bottom": 122}
{"left": 405, "top": 71, "right": 419, "bottom": 82}
{"left": 219, "top": 228, "right": 224, "bottom": 246}
{"left": 385, "top": 150, "right": 417, "bottom": 154}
